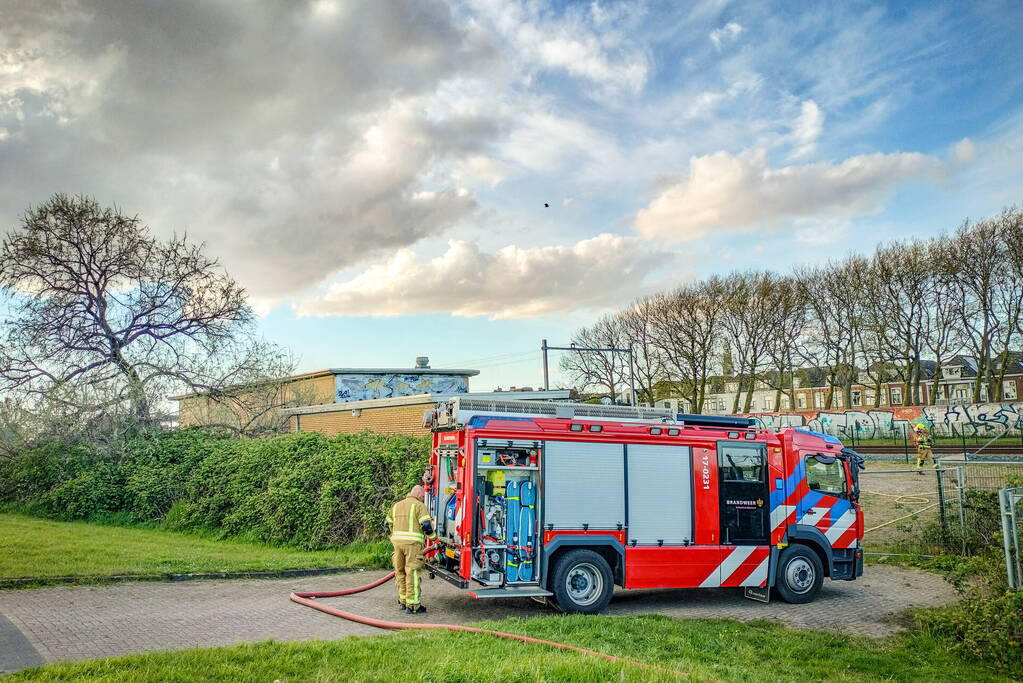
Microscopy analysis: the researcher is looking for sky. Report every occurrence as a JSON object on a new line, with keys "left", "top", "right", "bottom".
{"left": 2, "top": 0, "right": 1022, "bottom": 390}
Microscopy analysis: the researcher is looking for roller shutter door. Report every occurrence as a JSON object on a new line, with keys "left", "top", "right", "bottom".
{"left": 543, "top": 441, "right": 625, "bottom": 529}
{"left": 627, "top": 444, "right": 693, "bottom": 544}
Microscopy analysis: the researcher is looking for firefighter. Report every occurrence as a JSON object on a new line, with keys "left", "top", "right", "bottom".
{"left": 386, "top": 484, "right": 434, "bottom": 614}
{"left": 913, "top": 422, "right": 935, "bottom": 474}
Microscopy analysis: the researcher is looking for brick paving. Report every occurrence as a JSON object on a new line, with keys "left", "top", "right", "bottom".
{"left": 0, "top": 565, "right": 955, "bottom": 673}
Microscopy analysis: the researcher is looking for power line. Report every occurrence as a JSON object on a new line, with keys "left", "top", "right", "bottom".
{"left": 437, "top": 350, "right": 536, "bottom": 367}
{"left": 471, "top": 357, "right": 539, "bottom": 369}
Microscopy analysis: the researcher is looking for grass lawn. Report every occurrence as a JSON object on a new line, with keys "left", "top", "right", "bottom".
{"left": 0, "top": 513, "right": 388, "bottom": 585}
{"left": 7, "top": 614, "right": 1010, "bottom": 682}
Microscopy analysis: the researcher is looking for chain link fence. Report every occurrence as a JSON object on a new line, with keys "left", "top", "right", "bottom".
{"left": 859, "top": 461, "right": 1023, "bottom": 557}
{"left": 999, "top": 486, "right": 1023, "bottom": 589}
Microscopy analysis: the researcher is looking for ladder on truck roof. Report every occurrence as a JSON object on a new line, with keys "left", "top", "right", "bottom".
{"left": 427, "top": 397, "right": 675, "bottom": 429}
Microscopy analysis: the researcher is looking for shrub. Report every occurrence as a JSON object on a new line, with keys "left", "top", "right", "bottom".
{"left": 0, "top": 441, "right": 92, "bottom": 505}
{"left": 916, "top": 591, "right": 1023, "bottom": 670}
{"left": 921, "top": 487, "right": 1003, "bottom": 556}
{"left": 40, "top": 463, "right": 125, "bottom": 519}
{"left": 0, "top": 429, "right": 430, "bottom": 549}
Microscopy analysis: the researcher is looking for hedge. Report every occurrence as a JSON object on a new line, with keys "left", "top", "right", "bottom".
{"left": 0, "top": 429, "right": 430, "bottom": 550}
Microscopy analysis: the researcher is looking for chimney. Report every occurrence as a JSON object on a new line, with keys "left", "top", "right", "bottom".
{"left": 415, "top": 356, "right": 430, "bottom": 369}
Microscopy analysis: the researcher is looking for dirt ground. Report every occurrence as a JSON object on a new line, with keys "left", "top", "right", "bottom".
{"left": 858, "top": 461, "right": 1020, "bottom": 552}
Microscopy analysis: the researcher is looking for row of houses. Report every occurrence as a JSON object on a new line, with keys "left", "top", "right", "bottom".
{"left": 653, "top": 353, "right": 1023, "bottom": 416}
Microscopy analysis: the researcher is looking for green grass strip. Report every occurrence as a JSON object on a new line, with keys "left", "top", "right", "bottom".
{"left": 6, "top": 614, "right": 1012, "bottom": 682}
{"left": 0, "top": 513, "right": 387, "bottom": 585}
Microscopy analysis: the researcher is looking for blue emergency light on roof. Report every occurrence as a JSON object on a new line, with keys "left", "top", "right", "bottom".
{"left": 589, "top": 424, "right": 602, "bottom": 432}
{"left": 678, "top": 414, "right": 755, "bottom": 429}
{"left": 668, "top": 428, "right": 680, "bottom": 436}
{"left": 570, "top": 423, "right": 583, "bottom": 431}
{"left": 796, "top": 428, "right": 843, "bottom": 445}
{"left": 650, "top": 427, "right": 662, "bottom": 435}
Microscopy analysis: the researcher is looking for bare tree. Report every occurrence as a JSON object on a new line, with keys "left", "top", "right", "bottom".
{"left": 796, "top": 258, "right": 862, "bottom": 408}
{"left": 559, "top": 314, "right": 630, "bottom": 401}
{"left": 718, "top": 272, "right": 783, "bottom": 413}
{"left": 0, "top": 194, "right": 287, "bottom": 434}
{"left": 989, "top": 207, "right": 1023, "bottom": 399}
{"left": 947, "top": 214, "right": 1019, "bottom": 402}
{"left": 649, "top": 282, "right": 723, "bottom": 413}
{"left": 917, "top": 236, "right": 965, "bottom": 403}
{"left": 855, "top": 242, "right": 927, "bottom": 404}
{"left": 175, "top": 341, "right": 300, "bottom": 436}
{"left": 618, "top": 299, "right": 665, "bottom": 405}
{"left": 762, "top": 276, "right": 807, "bottom": 411}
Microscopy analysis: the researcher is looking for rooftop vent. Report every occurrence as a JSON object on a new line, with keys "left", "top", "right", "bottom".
{"left": 415, "top": 356, "right": 430, "bottom": 369}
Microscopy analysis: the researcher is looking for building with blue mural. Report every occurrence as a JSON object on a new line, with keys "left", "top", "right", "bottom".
{"left": 333, "top": 357, "right": 478, "bottom": 402}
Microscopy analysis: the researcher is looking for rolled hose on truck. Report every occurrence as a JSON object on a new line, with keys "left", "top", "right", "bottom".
{"left": 289, "top": 543, "right": 690, "bottom": 679}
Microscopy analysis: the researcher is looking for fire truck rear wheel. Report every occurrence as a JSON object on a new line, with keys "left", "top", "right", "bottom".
{"left": 550, "top": 549, "right": 614, "bottom": 614}
{"left": 775, "top": 545, "right": 824, "bottom": 604}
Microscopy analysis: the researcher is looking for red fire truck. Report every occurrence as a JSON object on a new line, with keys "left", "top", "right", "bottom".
{"left": 422, "top": 398, "right": 864, "bottom": 613}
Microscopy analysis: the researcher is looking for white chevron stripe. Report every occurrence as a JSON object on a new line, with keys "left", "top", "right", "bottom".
{"left": 798, "top": 507, "right": 827, "bottom": 526}
{"left": 704, "top": 545, "right": 758, "bottom": 587}
{"left": 740, "top": 555, "right": 770, "bottom": 587}
{"left": 699, "top": 566, "right": 721, "bottom": 588}
{"left": 825, "top": 509, "right": 857, "bottom": 543}
{"left": 771, "top": 505, "right": 795, "bottom": 530}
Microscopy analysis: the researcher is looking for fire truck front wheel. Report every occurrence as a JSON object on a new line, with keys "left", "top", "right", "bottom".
{"left": 550, "top": 549, "right": 614, "bottom": 614}
{"left": 775, "top": 545, "right": 824, "bottom": 604}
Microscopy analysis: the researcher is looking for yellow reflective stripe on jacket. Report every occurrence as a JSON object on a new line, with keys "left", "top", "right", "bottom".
{"left": 388, "top": 495, "right": 432, "bottom": 545}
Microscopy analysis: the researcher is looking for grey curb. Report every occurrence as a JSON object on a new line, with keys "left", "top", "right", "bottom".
{"left": 0, "top": 565, "right": 367, "bottom": 590}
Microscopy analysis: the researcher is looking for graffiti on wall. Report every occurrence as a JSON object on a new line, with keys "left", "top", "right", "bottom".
{"left": 335, "top": 373, "right": 469, "bottom": 402}
{"left": 747, "top": 402, "right": 1023, "bottom": 438}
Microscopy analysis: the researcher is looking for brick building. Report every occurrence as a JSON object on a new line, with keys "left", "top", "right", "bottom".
{"left": 174, "top": 356, "right": 571, "bottom": 436}
{"left": 283, "top": 388, "right": 571, "bottom": 436}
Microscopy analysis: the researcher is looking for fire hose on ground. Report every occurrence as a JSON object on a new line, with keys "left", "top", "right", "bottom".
{"left": 289, "top": 544, "right": 689, "bottom": 679}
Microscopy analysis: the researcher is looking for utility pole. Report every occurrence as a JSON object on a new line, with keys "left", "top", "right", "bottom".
{"left": 542, "top": 339, "right": 549, "bottom": 391}
{"left": 541, "top": 340, "right": 638, "bottom": 406}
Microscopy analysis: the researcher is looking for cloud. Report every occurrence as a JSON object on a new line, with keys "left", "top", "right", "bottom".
{"left": 788, "top": 100, "right": 824, "bottom": 159}
{"left": 634, "top": 146, "right": 958, "bottom": 242}
{"left": 710, "top": 22, "right": 744, "bottom": 50}
{"left": 951, "top": 138, "right": 976, "bottom": 164}
{"left": 794, "top": 220, "right": 849, "bottom": 246}
{"left": 296, "top": 234, "right": 668, "bottom": 319}
{"left": 466, "top": 0, "right": 649, "bottom": 97}
{"left": 0, "top": 0, "right": 497, "bottom": 298}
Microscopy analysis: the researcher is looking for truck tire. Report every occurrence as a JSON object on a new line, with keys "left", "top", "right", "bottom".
{"left": 775, "top": 545, "right": 824, "bottom": 604}
{"left": 550, "top": 549, "right": 614, "bottom": 614}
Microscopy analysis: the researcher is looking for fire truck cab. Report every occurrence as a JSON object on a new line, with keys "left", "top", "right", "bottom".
{"left": 423, "top": 398, "right": 864, "bottom": 614}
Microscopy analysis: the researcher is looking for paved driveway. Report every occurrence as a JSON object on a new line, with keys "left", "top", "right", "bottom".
{"left": 0, "top": 565, "right": 954, "bottom": 673}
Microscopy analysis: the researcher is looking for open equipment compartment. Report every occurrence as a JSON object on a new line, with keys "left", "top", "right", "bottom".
{"left": 471, "top": 438, "right": 542, "bottom": 586}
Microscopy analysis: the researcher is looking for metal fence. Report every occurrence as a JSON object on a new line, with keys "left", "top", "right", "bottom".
{"left": 839, "top": 422, "right": 1023, "bottom": 455}
{"left": 999, "top": 486, "right": 1023, "bottom": 589}
{"left": 859, "top": 462, "right": 1023, "bottom": 557}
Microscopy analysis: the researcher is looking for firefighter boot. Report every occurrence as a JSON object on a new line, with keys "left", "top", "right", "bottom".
{"left": 407, "top": 605, "right": 427, "bottom": 615}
